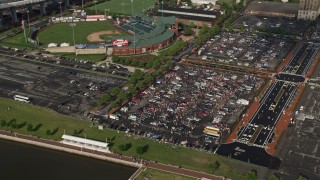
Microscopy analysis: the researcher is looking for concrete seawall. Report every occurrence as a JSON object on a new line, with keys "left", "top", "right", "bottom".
{"left": 0, "top": 133, "right": 141, "bottom": 169}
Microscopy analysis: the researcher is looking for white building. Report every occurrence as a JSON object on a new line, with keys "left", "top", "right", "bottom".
{"left": 61, "top": 135, "right": 111, "bottom": 153}
{"left": 298, "top": 0, "right": 320, "bottom": 20}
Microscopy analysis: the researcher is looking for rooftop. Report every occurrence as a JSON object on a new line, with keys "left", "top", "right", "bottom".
{"left": 161, "top": 6, "right": 220, "bottom": 16}
{"left": 246, "top": 1, "right": 299, "bottom": 15}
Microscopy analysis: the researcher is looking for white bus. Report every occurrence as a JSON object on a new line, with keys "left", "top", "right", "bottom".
{"left": 13, "top": 95, "right": 30, "bottom": 103}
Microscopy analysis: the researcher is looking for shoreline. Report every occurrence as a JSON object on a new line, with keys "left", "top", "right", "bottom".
{"left": 0, "top": 130, "right": 142, "bottom": 169}
{"left": 0, "top": 130, "right": 225, "bottom": 180}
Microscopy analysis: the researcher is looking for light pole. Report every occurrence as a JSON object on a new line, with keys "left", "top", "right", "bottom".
{"left": 69, "top": 23, "right": 76, "bottom": 50}
{"left": 132, "top": 0, "right": 135, "bottom": 54}
{"left": 104, "top": 9, "right": 109, "bottom": 19}
{"left": 94, "top": 1, "right": 97, "bottom": 15}
{"left": 82, "top": 0, "right": 84, "bottom": 8}
{"left": 59, "top": 2, "right": 62, "bottom": 17}
{"left": 161, "top": 1, "right": 164, "bottom": 17}
{"left": 27, "top": 10, "right": 30, "bottom": 34}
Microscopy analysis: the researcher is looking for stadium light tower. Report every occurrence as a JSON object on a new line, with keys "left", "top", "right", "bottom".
{"left": 122, "top": 0, "right": 124, "bottom": 15}
{"left": 69, "top": 23, "right": 76, "bottom": 49}
{"left": 94, "top": 0, "right": 98, "bottom": 15}
{"left": 27, "top": 10, "right": 30, "bottom": 34}
{"left": 58, "top": 2, "right": 62, "bottom": 17}
{"left": 104, "top": 9, "right": 110, "bottom": 18}
{"left": 132, "top": 0, "right": 136, "bottom": 54}
{"left": 161, "top": 1, "right": 164, "bottom": 17}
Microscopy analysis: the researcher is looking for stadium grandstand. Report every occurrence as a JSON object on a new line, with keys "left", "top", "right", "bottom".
{"left": 112, "top": 15, "right": 178, "bottom": 55}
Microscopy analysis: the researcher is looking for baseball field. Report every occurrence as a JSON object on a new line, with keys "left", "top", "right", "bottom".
{"left": 89, "top": 0, "right": 156, "bottom": 15}
{"left": 37, "top": 21, "right": 127, "bottom": 45}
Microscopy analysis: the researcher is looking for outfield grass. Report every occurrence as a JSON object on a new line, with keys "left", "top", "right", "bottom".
{"left": 0, "top": 97, "right": 247, "bottom": 179}
{"left": 136, "top": 168, "right": 195, "bottom": 180}
{"left": 52, "top": 53, "right": 106, "bottom": 63}
{"left": 0, "top": 28, "right": 37, "bottom": 49}
{"left": 38, "top": 21, "right": 121, "bottom": 45}
{"left": 90, "top": 0, "right": 156, "bottom": 15}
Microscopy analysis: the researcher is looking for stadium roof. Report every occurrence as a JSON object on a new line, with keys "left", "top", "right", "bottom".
{"left": 246, "top": 1, "right": 299, "bottom": 15}
{"left": 155, "top": 16, "right": 176, "bottom": 25}
{"left": 156, "top": 12, "right": 215, "bottom": 22}
{"left": 161, "top": 6, "right": 220, "bottom": 16}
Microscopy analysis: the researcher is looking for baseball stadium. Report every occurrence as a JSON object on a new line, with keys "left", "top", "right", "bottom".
{"left": 35, "top": 12, "right": 178, "bottom": 55}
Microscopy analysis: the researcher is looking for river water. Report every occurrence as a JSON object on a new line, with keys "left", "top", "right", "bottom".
{"left": 0, "top": 139, "right": 136, "bottom": 180}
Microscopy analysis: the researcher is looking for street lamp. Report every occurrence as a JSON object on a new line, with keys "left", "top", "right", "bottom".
{"left": 27, "top": 10, "right": 30, "bottom": 33}
{"left": 59, "top": 2, "right": 62, "bottom": 17}
{"left": 104, "top": 9, "right": 110, "bottom": 18}
{"left": 94, "top": 1, "right": 97, "bottom": 15}
{"left": 161, "top": 1, "right": 164, "bottom": 17}
{"left": 82, "top": 0, "right": 84, "bottom": 8}
{"left": 69, "top": 23, "right": 76, "bottom": 49}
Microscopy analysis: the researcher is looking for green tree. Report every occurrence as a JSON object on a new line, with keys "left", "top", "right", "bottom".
{"left": 183, "top": 25, "right": 194, "bottom": 35}
{"left": 118, "top": 91, "right": 127, "bottom": 102}
{"left": 127, "top": 85, "right": 137, "bottom": 95}
{"left": 137, "top": 80, "right": 145, "bottom": 90}
{"left": 199, "top": 24, "right": 209, "bottom": 35}
{"left": 46, "top": 129, "right": 52, "bottom": 135}
{"left": 27, "top": 124, "right": 33, "bottom": 131}
{"left": 269, "top": 174, "right": 279, "bottom": 180}
{"left": 136, "top": 144, "right": 149, "bottom": 155}
{"left": 0, "top": 119, "right": 6, "bottom": 127}
{"left": 209, "top": 160, "right": 221, "bottom": 172}
{"left": 118, "top": 143, "right": 132, "bottom": 151}
{"left": 125, "top": 59, "right": 132, "bottom": 65}
{"left": 110, "top": 100, "right": 119, "bottom": 108}
{"left": 244, "top": 170, "right": 257, "bottom": 180}
{"left": 297, "top": 175, "right": 307, "bottom": 180}
{"left": 111, "top": 87, "right": 121, "bottom": 97}
{"left": 138, "top": 61, "right": 146, "bottom": 68}
{"left": 145, "top": 60, "right": 154, "bottom": 69}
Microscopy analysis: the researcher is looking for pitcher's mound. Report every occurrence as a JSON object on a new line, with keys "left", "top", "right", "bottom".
{"left": 87, "top": 30, "right": 121, "bottom": 42}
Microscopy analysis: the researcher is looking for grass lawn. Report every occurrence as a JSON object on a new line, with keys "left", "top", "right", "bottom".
{"left": 136, "top": 168, "right": 195, "bottom": 180}
{"left": 52, "top": 53, "right": 106, "bottom": 63}
{"left": 0, "top": 97, "right": 248, "bottom": 179}
{"left": 0, "top": 28, "right": 37, "bottom": 49}
{"left": 38, "top": 21, "right": 121, "bottom": 45}
{"left": 90, "top": 0, "right": 156, "bottom": 15}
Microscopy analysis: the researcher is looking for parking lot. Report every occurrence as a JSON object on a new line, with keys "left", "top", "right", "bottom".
{"left": 106, "top": 65, "right": 264, "bottom": 152}
{"left": 232, "top": 15, "right": 309, "bottom": 36}
{"left": 192, "top": 31, "right": 293, "bottom": 70}
{"left": 0, "top": 55, "right": 126, "bottom": 118}
{"left": 0, "top": 46, "right": 131, "bottom": 77}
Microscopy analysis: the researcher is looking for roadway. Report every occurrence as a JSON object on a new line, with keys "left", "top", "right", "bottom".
{"left": 216, "top": 41, "right": 320, "bottom": 168}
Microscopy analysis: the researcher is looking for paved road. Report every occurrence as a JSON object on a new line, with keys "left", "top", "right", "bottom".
{"left": 216, "top": 41, "right": 320, "bottom": 168}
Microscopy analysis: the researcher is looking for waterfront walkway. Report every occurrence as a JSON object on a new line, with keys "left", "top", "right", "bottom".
{"left": 0, "top": 130, "right": 223, "bottom": 180}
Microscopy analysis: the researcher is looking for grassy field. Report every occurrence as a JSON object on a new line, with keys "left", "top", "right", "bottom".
{"left": 0, "top": 97, "right": 252, "bottom": 179}
{"left": 136, "top": 168, "right": 195, "bottom": 180}
{"left": 90, "top": 0, "right": 156, "bottom": 15}
{"left": 0, "top": 28, "right": 37, "bottom": 49}
{"left": 37, "top": 21, "right": 121, "bottom": 45}
{"left": 52, "top": 53, "right": 106, "bottom": 63}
